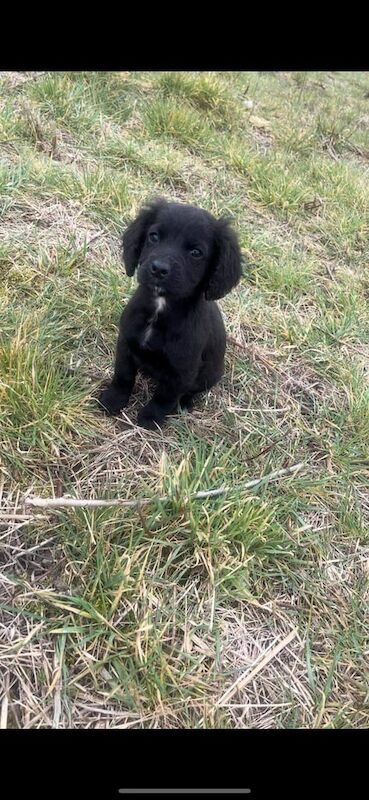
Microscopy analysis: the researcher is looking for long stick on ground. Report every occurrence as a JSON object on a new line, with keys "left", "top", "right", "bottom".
{"left": 23, "top": 463, "right": 304, "bottom": 510}
{"left": 0, "top": 513, "right": 49, "bottom": 521}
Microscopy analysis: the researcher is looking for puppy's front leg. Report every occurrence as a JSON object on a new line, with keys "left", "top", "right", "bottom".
{"left": 137, "top": 384, "right": 181, "bottom": 430}
{"left": 99, "top": 334, "right": 137, "bottom": 416}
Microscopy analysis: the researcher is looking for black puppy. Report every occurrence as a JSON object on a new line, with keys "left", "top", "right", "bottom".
{"left": 99, "top": 198, "right": 242, "bottom": 429}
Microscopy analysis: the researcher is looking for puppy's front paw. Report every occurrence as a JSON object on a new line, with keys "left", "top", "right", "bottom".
{"left": 137, "top": 407, "right": 162, "bottom": 431}
{"left": 180, "top": 393, "right": 196, "bottom": 412}
{"left": 98, "top": 386, "right": 129, "bottom": 416}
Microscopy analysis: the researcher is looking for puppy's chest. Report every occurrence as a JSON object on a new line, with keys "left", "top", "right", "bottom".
{"left": 128, "top": 297, "right": 173, "bottom": 367}
{"left": 140, "top": 297, "right": 167, "bottom": 350}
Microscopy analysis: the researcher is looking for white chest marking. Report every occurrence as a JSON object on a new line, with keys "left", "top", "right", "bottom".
{"left": 155, "top": 296, "right": 166, "bottom": 314}
{"left": 142, "top": 296, "right": 167, "bottom": 345}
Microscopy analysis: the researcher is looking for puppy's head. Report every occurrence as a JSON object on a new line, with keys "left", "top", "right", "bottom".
{"left": 122, "top": 198, "right": 242, "bottom": 301}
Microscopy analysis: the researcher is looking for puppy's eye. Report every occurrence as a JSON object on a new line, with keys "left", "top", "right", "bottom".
{"left": 148, "top": 231, "right": 159, "bottom": 243}
{"left": 190, "top": 248, "right": 203, "bottom": 258}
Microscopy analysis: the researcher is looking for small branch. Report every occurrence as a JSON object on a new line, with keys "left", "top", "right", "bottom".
{"left": 216, "top": 627, "right": 299, "bottom": 706}
{"left": 0, "top": 513, "right": 49, "bottom": 522}
{"left": 22, "top": 463, "right": 304, "bottom": 511}
{"left": 84, "top": 230, "right": 105, "bottom": 249}
{"left": 227, "top": 335, "right": 248, "bottom": 351}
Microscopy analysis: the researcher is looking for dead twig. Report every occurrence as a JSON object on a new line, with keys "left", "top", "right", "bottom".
{"left": 0, "top": 513, "right": 48, "bottom": 522}
{"left": 22, "top": 463, "right": 305, "bottom": 511}
{"left": 84, "top": 230, "right": 106, "bottom": 249}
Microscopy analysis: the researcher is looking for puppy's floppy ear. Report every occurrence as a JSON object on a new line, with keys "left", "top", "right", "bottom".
{"left": 205, "top": 217, "right": 242, "bottom": 301}
{"left": 122, "top": 198, "right": 167, "bottom": 276}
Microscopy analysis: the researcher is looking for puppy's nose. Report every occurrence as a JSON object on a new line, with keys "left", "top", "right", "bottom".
{"left": 150, "top": 259, "right": 169, "bottom": 278}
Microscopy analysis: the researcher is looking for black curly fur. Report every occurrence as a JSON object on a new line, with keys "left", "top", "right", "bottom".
{"left": 99, "top": 198, "right": 243, "bottom": 429}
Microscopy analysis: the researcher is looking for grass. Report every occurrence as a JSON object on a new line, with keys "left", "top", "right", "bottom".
{"left": 1, "top": 70, "right": 369, "bottom": 729}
